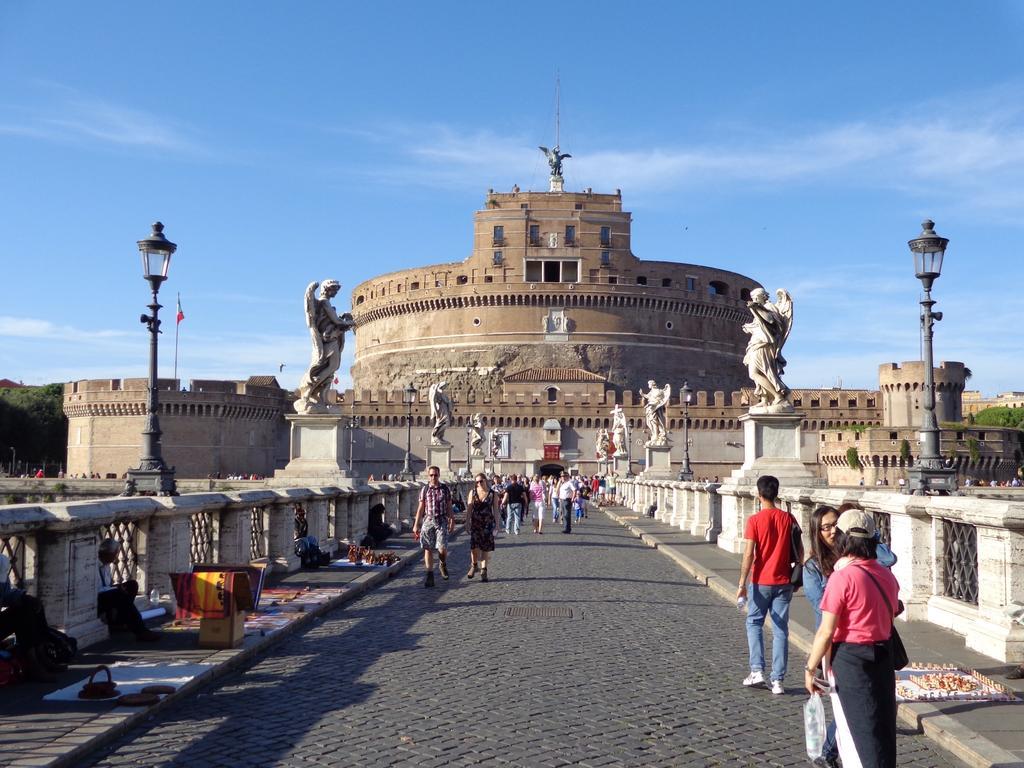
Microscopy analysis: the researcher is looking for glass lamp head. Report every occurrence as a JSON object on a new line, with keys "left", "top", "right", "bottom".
{"left": 137, "top": 221, "right": 176, "bottom": 286}
{"left": 908, "top": 219, "right": 947, "bottom": 289}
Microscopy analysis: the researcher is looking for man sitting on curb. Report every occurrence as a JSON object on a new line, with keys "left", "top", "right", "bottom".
{"left": 97, "top": 539, "right": 159, "bottom": 642}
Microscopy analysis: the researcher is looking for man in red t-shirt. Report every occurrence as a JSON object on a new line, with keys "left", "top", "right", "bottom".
{"left": 735, "top": 475, "right": 802, "bottom": 695}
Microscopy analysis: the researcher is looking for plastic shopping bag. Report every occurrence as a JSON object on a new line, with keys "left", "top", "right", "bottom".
{"left": 804, "top": 693, "right": 826, "bottom": 760}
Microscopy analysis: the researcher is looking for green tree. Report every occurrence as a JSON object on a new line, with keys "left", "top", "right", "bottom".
{"left": 845, "top": 446, "right": 862, "bottom": 471}
{"left": 974, "top": 407, "right": 1024, "bottom": 430}
{"left": 967, "top": 437, "right": 981, "bottom": 464}
{"left": 0, "top": 384, "right": 67, "bottom": 475}
{"left": 899, "top": 438, "right": 911, "bottom": 465}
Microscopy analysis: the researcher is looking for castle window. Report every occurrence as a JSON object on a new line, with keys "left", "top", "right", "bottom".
{"left": 708, "top": 280, "right": 728, "bottom": 296}
{"left": 472, "top": 317, "right": 481, "bottom": 326}
{"left": 848, "top": 398, "right": 857, "bottom": 408}
{"left": 520, "top": 203, "right": 528, "bottom": 209}
{"left": 608, "top": 276, "right": 618, "bottom": 284}
{"left": 889, "top": 431, "right": 898, "bottom": 440}
{"left": 662, "top": 278, "right": 672, "bottom": 288}
{"left": 410, "top": 281, "right": 420, "bottom": 290}
{"left": 636, "top": 276, "right": 647, "bottom": 286}
{"left": 492, "top": 225, "right": 504, "bottom": 244}
{"left": 866, "top": 397, "right": 875, "bottom": 408}
{"left": 526, "top": 259, "right": 579, "bottom": 283}
{"left": 574, "top": 203, "right": 583, "bottom": 210}
{"left": 456, "top": 275, "right": 468, "bottom": 285}
{"left": 600, "top": 250, "right": 610, "bottom": 266}
{"left": 740, "top": 288, "right": 751, "bottom": 301}
{"left": 686, "top": 276, "right": 697, "bottom": 291}
{"left": 793, "top": 398, "right": 802, "bottom": 407}
{"left": 493, "top": 250, "right": 503, "bottom": 265}
{"left": 529, "top": 224, "right": 541, "bottom": 246}
{"left": 484, "top": 275, "right": 493, "bottom": 283}
{"left": 356, "top": 295, "right": 365, "bottom": 305}
{"left": 565, "top": 225, "right": 576, "bottom": 245}
{"left": 811, "top": 398, "right": 820, "bottom": 407}
{"left": 547, "top": 387, "right": 558, "bottom": 403}
{"left": 600, "top": 226, "right": 611, "bottom": 246}
{"left": 829, "top": 398, "right": 839, "bottom": 408}
{"left": 665, "top": 321, "right": 673, "bottom": 330}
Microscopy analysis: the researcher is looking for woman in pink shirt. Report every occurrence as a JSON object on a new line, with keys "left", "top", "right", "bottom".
{"left": 529, "top": 475, "right": 546, "bottom": 533}
{"left": 803, "top": 509, "right": 900, "bottom": 768}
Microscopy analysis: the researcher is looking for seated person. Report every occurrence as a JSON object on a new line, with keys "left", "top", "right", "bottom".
{"left": 97, "top": 539, "right": 158, "bottom": 642}
{"left": 0, "top": 553, "right": 62, "bottom": 681}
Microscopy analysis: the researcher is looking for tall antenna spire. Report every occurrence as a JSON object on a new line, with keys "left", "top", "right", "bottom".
{"left": 538, "top": 73, "right": 571, "bottom": 191}
{"left": 555, "top": 71, "right": 560, "bottom": 148}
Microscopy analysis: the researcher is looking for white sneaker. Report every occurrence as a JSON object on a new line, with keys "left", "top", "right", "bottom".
{"left": 771, "top": 680, "right": 785, "bottom": 695}
{"left": 742, "top": 671, "right": 765, "bottom": 687}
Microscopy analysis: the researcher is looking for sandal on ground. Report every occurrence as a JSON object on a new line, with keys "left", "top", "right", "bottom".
{"left": 466, "top": 563, "right": 478, "bottom": 579}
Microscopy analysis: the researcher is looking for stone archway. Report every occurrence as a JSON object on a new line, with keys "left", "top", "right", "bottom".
{"left": 539, "top": 463, "right": 564, "bottom": 478}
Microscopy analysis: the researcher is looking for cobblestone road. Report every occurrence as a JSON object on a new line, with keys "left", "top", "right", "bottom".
{"left": 85, "top": 511, "right": 964, "bottom": 767}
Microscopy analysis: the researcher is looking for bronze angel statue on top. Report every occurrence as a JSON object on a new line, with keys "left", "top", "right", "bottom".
{"left": 539, "top": 145, "right": 571, "bottom": 177}
{"left": 295, "top": 280, "right": 355, "bottom": 414}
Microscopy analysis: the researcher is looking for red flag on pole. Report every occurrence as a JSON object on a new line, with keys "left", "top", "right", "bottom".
{"left": 176, "top": 294, "right": 185, "bottom": 324}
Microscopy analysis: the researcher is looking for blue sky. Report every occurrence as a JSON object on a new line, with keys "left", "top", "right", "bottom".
{"left": 2, "top": 2, "right": 1023, "bottom": 396}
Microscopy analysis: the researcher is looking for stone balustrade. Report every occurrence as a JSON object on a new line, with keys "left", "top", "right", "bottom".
{"left": 618, "top": 477, "right": 1024, "bottom": 662}
{"left": 0, "top": 481, "right": 468, "bottom": 649}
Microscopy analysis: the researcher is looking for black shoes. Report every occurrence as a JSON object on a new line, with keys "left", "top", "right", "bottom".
{"left": 424, "top": 572, "right": 435, "bottom": 588}
{"left": 439, "top": 561, "right": 449, "bottom": 580}
{"left": 481, "top": 567, "right": 489, "bottom": 582}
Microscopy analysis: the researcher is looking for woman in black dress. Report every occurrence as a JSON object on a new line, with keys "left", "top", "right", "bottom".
{"left": 466, "top": 474, "right": 500, "bottom": 582}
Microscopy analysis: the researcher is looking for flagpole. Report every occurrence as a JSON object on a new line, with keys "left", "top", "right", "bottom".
{"left": 174, "top": 292, "right": 181, "bottom": 387}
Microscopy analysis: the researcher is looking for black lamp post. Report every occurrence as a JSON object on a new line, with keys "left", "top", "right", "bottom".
{"left": 346, "top": 414, "right": 360, "bottom": 475}
{"left": 125, "top": 222, "right": 177, "bottom": 496}
{"left": 9, "top": 447, "right": 15, "bottom": 477}
{"left": 465, "top": 421, "right": 473, "bottom": 479}
{"left": 678, "top": 381, "right": 694, "bottom": 481}
{"left": 401, "top": 383, "right": 417, "bottom": 480}
{"left": 905, "top": 219, "right": 957, "bottom": 495}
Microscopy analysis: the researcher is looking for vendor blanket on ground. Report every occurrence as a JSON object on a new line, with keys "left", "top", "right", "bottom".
{"left": 895, "top": 664, "right": 1017, "bottom": 702}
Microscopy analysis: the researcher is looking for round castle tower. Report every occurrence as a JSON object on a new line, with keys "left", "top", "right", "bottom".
{"left": 878, "top": 361, "right": 966, "bottom": 427}
{"left": 349, "top": 188, "right": 761, "bottom": 395}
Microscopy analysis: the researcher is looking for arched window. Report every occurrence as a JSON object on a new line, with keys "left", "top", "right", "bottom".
{"left": 708, "top": 280, "right": 729, "bottom": 296}
{"left": 546, "top": 387, "right": 558, "bottom": 404}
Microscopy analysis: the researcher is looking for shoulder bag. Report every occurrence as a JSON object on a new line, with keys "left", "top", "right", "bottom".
{"left": 788, "top": 518, "right": 803, "bottom": 591}
{"left": 858, "top": 565, "right": 909, "bottom": 670}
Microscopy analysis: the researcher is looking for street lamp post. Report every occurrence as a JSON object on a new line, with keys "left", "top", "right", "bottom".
{"left": 125, "top": 222, "right": 178, "bottom": 496}
{"left": 678, "top": 381, "right": 694, "bottom": 481}
{"left": 401, "top": 383, "right": 417, "bottom": 480}
{"left": 465, "top": 422, "right": 473, "bottom": 479}
{"left": 9, "top": 447, "right": 15, "bottom": 477}
{"left": 346, "top": 414, "right": 360, "bottom": 475}
{"left": 905, "top": 219, "right": 957, "bottom": 495}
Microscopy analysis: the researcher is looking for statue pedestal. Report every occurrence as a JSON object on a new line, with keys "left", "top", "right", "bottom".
{"left": 549, "top": 175, "right": 564, "bottom": 192}
{"left": 717, "top": 411, "right": 823, "bottom": 552}
{"left": 426, "top": 444, "right": 453, "bottom": 478}
{"left": 642, "top": 444, "right": 674, "bottom": 479}
{"left": 468, "top": 455, "right": 485, "bottom": 475}
{"left": 272, "top": 414, "right": 358, "bottom": 486}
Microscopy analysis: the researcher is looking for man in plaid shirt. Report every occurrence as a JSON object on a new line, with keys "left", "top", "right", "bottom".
{"left": 412, "top": 465, "right": 454, "bottom": 587}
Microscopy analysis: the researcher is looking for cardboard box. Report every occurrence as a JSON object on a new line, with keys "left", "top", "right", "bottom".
{"left": 195, "top": 573, "right": 255, "bottom": 649}
{"left": 198, "top": 612, "right": 245, "bottom": 649}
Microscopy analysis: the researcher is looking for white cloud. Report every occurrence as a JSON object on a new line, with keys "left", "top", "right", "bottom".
{"left": 0, "top": 84, "right": 208, "bottom": 155}
{"left": 357, "top": 88, "right": 1024, "bottom": 218}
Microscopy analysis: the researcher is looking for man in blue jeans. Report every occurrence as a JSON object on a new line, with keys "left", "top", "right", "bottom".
{"left": 502, "top": 473, "right": 525, "bottom": 536}
{"left": 735, "top": 475, "right": 802, "bottom": 695}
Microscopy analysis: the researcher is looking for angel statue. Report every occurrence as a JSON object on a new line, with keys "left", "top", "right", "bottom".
{"left": 490, "top": 431, "right": 502, "bottom": 460}
{"left": 469, "top": 413, "right": 485, "bottom": 457}
{"left": 639, "top": 381, "right": 671, "bottom": 447}
{"left": 429, "top": 381, "right": 453, "bottom": 445}
{"left": 610, "top": 403, "right": 629, "bottom": 457}
{"left": 596, "top": 428, "right": 613, "bottom": 461}
{"left": 295, "top": 280, "right": 355, "bottom": 414}
{"left": 539, "top": 145, "right": 571, "bottom": 177}
{"left": 742, "top": 287, "right": 794, "bottom": 411}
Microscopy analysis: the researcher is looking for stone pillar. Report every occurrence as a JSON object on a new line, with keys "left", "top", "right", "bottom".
{"left": 350, "top": 493, "right": 370, "bottom": 545}
{"left": 426, "top": 445, "right": 453, "bottom": 478}
{"left": 643, "top": 445, "right": 673, "bottom": 480}
{"left": 383, "top": 488, "right": 401, "bottom": 530}
{"left": 216, "top": 504, "right": 251, "bottom": 564}
{"left": 274, "top": 414, "right": 356, "bottom": 486}
{"left": 36, "top": 524, "right": 108, "bottom": 646}
{"left": 147, "top": 508, "right": 192, "bottom": 604}
{"left": 267, "top": 501, "right": 300, "bottom": 572}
